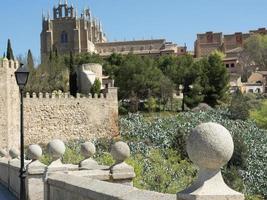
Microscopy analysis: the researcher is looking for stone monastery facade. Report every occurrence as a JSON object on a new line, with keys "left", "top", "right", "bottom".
{"left": 41, "top": 1, "right": 187, "bottom": 61}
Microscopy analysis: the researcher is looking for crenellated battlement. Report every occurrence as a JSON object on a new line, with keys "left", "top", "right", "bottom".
{"left": 25, "top": 91, "right": 108, "bottom": 99}
{"left": 0, "top": 58, "right": 20, "bottom": 70}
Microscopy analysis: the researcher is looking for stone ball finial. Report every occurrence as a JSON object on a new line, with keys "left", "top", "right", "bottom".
{"left": 48, "top": 139, "right": 65, "bottom": 159}
{"left": 81, "top": 142, "right": 96, "bottom": 158}
{"left": 28, "top": 144, "right": 42, "bottom": 160}
{"left": 9, "top": 148, "right": 20, "bottom": 159}
{"left": 0, "top": 149, "right": 8, "bottom": 158}
{"left": 111, "top": 141, "right": 130, "bottom": 163}
{"left": 186, "top": 122, "right": 234, "bottom": 170}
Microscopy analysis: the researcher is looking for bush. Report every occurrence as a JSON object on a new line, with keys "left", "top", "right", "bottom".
{"left": 229, "top": 91, "right": 250, "bottom": 120}
{"left": 40, "top": 110, "right": 266, "bottom": 198}
{"left": 126, "top": 149, "right": 196, "bottom": 194}
{"left": 119, "top": 110, "right": 267, "bottom": 197}
{"left": 250, "top": 100, "right": 267, "bottom": 129}
{"left": 144, "top": 97, "right": 158, "bottom": 112}
{"left": 90, "top": 78, "right": 101, "bottom": 97}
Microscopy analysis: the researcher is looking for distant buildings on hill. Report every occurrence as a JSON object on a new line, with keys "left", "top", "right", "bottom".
{"left": 40, "top": 1, "right": 267, "bottom": 94}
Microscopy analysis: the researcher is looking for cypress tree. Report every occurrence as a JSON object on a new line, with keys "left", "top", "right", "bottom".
{"left": 202, "top": 53, "right": 230, "bottom": 106}
{"left": 6, "top": 39, "right": 14, "bottom": 60}
{"left": 27, "top": 49, "right": 34, "bottom": 71}
{"left": 69, "top": 51, "right": 78, "bottom": 96}
{"left": 25, "top": 49, "right": 35, "bottom": 93}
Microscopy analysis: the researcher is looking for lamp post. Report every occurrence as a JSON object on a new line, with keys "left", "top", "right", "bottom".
{"left": 15, "top": 64, "right": 29, "bottom": 200}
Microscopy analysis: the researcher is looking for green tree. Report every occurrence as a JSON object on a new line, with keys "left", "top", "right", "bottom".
{"left": 202, "top": 53, "right": 230, "bottom": 107}
{"left": 68, "top": 51, "right": 78, "bottom": 96}
{"left": 74, "top": 52, "right": 103, "bottom": 66}
{"left": 250, "top": 100, "right": 267, "bottom": 129}
{"left": 90, "top": 78, "right": 101, "bottom": 97}
{"left": 159, "top": 55, "right": 204, "bottom": 109}
{"left": 25, "top": 49, "right": 36, "bottom": 93}
{"left": 159, "top": 76, "right": 174, "bottom": 111}
{"left": 6, "top": 39, "right": 14, "bottom": 60}
{"left": 229, "top": 90, "right": 250, "bottom": 120}
{"left": 27, "top": 49, "right": 34, "bottom": 71}
{"left": 244, "top": 34, "right": 267, "bottom": 70}
{"left": 28, "top": 52, "right": 69, "bottom": 93}
{"left": 116, "top": 54, "right": 163, "bottom": 101}
{"left": 103, "top": 53, "right": 124, "bottom": 78}
{"left": 145, "top": 97, "right": 158, "bottom": 112}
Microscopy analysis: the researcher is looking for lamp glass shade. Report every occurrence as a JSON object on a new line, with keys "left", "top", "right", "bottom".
{"left": 15, "top": 65, "right": 29, "bottom": 89}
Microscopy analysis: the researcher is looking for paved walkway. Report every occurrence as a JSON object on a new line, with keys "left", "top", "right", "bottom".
{"left": 0, "top": 184, "right": 17, "bottom": 200}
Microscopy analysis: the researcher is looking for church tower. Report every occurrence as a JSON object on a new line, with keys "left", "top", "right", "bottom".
{"left": 40, "top": 1, "right": 107, "bottom": 62}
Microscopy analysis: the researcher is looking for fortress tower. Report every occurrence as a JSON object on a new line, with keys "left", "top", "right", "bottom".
{"left": 41, "top": 1, "right": 107, "bottom": 62}
{"left": 0, "top": 58, "right": 20, "bottom": 149}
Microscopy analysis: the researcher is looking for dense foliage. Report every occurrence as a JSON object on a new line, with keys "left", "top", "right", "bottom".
{"left": 39, "top": 110, "right": 266, "bottom": 199}
{"left": 90, "top": 78, "right": 101, "bottom": 97}
{"left": 250, "top": 100, "right": 267, "bottom": 129}
{"left": 119, "top": 111, "right": 267, "bottom": 198}
{"left": 244, "top": 34, "right": 267, "bottom": 70}
{"left": 229, "top": 90, "right": 250, "bottom": 120}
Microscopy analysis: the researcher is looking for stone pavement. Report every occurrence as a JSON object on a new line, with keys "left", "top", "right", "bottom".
{"left": 0, "top": 184, "right": 17, "bottom": 200}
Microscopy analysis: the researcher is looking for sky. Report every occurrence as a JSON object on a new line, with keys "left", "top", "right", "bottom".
{"left": 0, "top": 0, "right": 267, "bottom": 63}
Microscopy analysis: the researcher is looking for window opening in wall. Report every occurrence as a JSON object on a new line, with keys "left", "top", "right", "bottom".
{"left": 61, "top": 31, "right": 68, "bottom": 43}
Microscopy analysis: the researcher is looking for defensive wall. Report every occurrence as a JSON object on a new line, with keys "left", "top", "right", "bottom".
{"left": 24, "top": 89, "right": 118, "bottom": 145}
{"left": 0, "top": 58, "right": 118, "bottom": 148}
{"left": 0, "top": 58, "right": 20, "bottom": 150}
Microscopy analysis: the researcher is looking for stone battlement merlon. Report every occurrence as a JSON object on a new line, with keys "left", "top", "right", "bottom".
{"left": 0, "top": 58, "right": 20, "bottom": 70}
{"left": 25, "top": 91, "right": 110, "bottom": 99}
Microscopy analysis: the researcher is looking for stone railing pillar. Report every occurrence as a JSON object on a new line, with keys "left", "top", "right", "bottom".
{"left": 26, "top": 144, "right": 47, "bottom": 200}
{"left": 177, "top": 122, "right": 244, "bottom": 200}
{"left": 0, "top": 149, "right": 9, "bottom": 187}
{"left": 79, "top": 142, "right": 98, "bottom": 170}
{"left": 110, "top": 141, "right": 135, "bottom": 186}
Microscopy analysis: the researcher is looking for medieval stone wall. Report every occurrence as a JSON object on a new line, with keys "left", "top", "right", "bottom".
{"left": 0, "top": 58, "right": 118, "bottom": 148}
{"left": 23, "top": 89, "right": 118, "bottom": 145}
{"left": 0, "top": 59, "right": 20, "bottom": 150}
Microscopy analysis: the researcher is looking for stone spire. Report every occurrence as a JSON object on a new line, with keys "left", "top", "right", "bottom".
{"left": 42, "top": 9, "right": 45, "bottom": 20}
{"left": 47, "top": 9, "right": 50, "bottom": 20}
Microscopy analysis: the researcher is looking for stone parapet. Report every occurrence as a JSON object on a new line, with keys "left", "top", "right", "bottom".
{"left": 47, "top": 173, "right": 176, "bottom": 200}
{"left": 0, "top": 123, "right": 245, "bottom": 200}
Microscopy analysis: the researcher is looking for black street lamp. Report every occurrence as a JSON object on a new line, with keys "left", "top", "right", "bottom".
{"left": 15, "top": 64, "right": 29, "bottom": 200}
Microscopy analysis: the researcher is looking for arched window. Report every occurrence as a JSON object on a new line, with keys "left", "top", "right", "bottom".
{"left": 61, "top": 31, "right": 68, "bottom": 43}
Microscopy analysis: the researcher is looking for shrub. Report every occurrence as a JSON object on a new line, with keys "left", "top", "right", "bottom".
{"left": 126, "top": 149, "right": 196, "bottom": 194}
{"left": 90, "top": 78, "right": 101, "bottom": 97}
{"left": 229, "top": 91, "right": 250, "bottom": 120}
{"left": 119, "top": 110, "right": 267, "bottom": 197}
{"left": 144, "top": 97, "right": 158, "bottom": 112}
{"left": 250, "top": 100, "right": 267, "bottom": 129}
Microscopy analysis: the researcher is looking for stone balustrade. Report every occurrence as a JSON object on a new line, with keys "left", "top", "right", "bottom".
{"left": 0, "top": 122, "right": 245, "bottom": 200}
